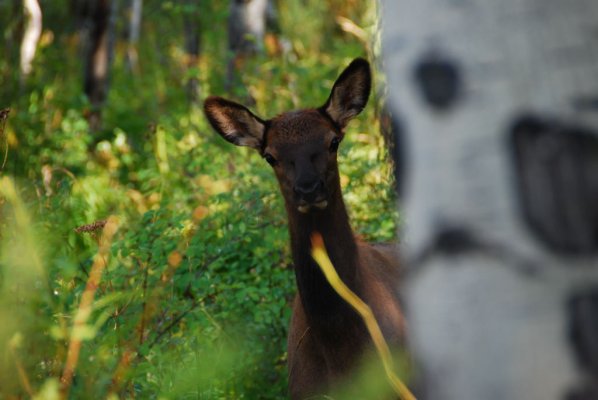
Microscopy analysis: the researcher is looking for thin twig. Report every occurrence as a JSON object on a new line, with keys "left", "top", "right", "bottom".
{"left": 147, "top": 300, "right": 199, "bottom": 349}
{"left": 106, "top": 249, "right": 182, "bottom": 396}
{"left": 8, "top": 341, "right": 34, "bottom": 396}
{"left": 0, "top": 108, "right": 10, "bottom": 171}
{"left": 138, "top": 262, "right": 149, "bottom": 345}
{"left": 108, "top": 347, "right": 136, "bottom": 396}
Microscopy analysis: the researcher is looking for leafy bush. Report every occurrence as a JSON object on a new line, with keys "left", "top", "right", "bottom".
{"left": 0, "top": 0, "right": 397, "bottom": 398}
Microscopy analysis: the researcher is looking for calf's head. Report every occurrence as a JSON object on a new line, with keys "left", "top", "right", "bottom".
{"left": 204, "top": 58, "right": 371, "bottom": 213}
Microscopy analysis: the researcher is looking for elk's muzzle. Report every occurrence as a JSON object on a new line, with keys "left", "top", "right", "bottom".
{"left": 294, "top": 179, "right": 327, "bottom": 213}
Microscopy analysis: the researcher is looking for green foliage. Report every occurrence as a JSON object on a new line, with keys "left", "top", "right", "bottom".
{"left": 0, "top": 0, "right": 397, "bottom": 398}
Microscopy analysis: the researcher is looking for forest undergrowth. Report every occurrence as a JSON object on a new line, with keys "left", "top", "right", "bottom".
{"left": 0, "top": 1, "right": 398, "bottom": 398}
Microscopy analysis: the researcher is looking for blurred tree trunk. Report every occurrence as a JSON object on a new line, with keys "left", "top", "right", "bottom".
{"left": 382, "top": 0, "right": 598, "bottom": 399}
{"left": 225, "top": 0, "right": 268, "bottom": 95}
{"left": 183, "top": 0, "right": 201, "bottom": 104}
{"left": 19, "top": 0, "right": 42, "bottom": 82}
{"left": 126, "top": 0, "right": 142, "bottom": 72}
{"left": 83, "top": 0, "right": 117, "bottom": 132}
{"left": 333, "top": 3, "right": 400, "bottom": 188}
{"left": 5, "top": 0, "right": 23, "bottom": 89}
{"left": 364, "top": 2, "right": 401, "bottom": 192}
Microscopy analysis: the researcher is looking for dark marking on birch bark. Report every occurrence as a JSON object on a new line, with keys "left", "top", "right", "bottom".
{"left": 573, "top": 96, "right": 598, "bottom": 111}
{"left": 380, "top": 101, "right": 406, "bottom": 196}
{"left": 566, "top": 290, "right": 598, "bottom": 400}
{"left": 414, "top": 53, "right": 461, "bottom": 111}
{"left": 412, "top": 225, "right": 484, "bottom": 267}
{"left": 565, "top": 384, "right": 598, "bottom": 400}
{"left": 511, "top": 115, "right": 598, "bottom": 255}
{"left": 568, "top": 290, "right": 598, "bottom": 374}
{"left": 392, "top": 114, "right": 406, "bottom": 197}
{"left": 432, "top": 225, "right": 481, "bottom": 256}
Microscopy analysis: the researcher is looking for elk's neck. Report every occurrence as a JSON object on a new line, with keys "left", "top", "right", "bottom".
{"left": 286, "top": 188, "right": 362, "bottom": 327}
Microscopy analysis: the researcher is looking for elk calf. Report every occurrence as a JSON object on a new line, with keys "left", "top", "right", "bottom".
{"left": 204, "top": 58, "right": 405, "bottom": 399}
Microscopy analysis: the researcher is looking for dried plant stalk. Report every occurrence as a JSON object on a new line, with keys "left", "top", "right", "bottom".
{"left": 60, "top": 216, "right": 118, "bottom": 398}
{"left": 74, "top": 219, "right": 107, "bottom": 234}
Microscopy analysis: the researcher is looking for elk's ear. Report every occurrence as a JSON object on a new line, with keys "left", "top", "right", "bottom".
{"left": 204, "top": 96, "right": 266, "bottom": 149}
{"left": 321, "top": 58, "right": 372, "bottom": 129}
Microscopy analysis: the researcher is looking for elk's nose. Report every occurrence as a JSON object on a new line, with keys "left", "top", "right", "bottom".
{"left": 294, "top": 180, "right": 322, "bottom": 202}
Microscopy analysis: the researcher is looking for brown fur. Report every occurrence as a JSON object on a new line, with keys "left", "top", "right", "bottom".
{"left": 204, "top": 58, "right": 405, "bottom": 399}
{"left": 284, "top": 179, "right": 405, "bottom": 399}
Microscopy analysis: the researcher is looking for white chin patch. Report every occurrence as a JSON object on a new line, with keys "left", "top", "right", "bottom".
{"left": 297, "top": 200, "right": 328, "bottom": 213}
{"left": 314, "top": 200, "right": 328, "bottom": 209}
{"left": 298, "top": 205, "right": 310, "bottom": 213}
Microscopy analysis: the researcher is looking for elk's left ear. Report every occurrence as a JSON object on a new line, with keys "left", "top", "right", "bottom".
{"left": 321, "top": 58, "right": 372, "bottom": 129}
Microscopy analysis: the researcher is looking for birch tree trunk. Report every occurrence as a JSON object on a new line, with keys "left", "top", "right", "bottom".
{"left": 83, "top": 0, "right": 117, "bottom": 132}
{"left": 126, "top": 0, "right": 142, "bottom": 72}
{"left": 225, "top": 0, "right": 268, "bottom": 93}
{"left": 183, "top": 0, "right": 201, "bottom": 104}
{"left": 381, "top": 1, "right": 598, "bottom": 399}
{"left": 20, "top": 0, "right": 42, "bottom": 80}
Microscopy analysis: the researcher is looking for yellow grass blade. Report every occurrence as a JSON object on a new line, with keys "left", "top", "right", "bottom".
{"left": 310, "top": 232, "right": 416, "bottom": 400}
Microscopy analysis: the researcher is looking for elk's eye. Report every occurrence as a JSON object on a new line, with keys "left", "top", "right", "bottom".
{"left": 329, "top": 136, "right": 341, "bottom": 152}
{"left": 263, "top": 153, "right": 278, "bottom": 166}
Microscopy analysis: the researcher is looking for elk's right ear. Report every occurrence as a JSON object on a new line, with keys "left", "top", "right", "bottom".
{"left": 203, "top": 96, "right": 266, "bottom": 150}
